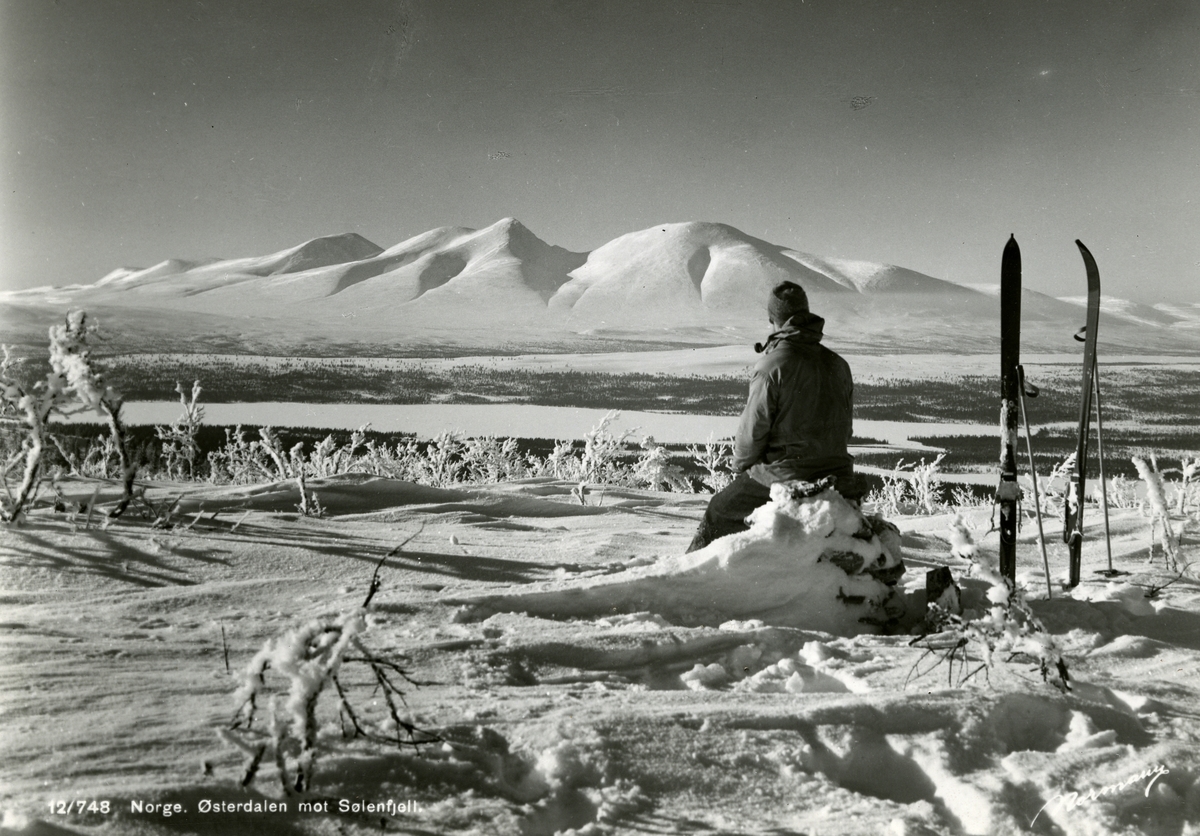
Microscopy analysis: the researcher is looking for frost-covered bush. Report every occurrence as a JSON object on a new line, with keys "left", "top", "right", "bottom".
{"left": 864, "top": 455, "right": 946, "bottom": 516}
{"left": 1, "top": 312, "right": 134, "bottom": 522}
{"left": 910, "top": 453, "right": 946, "bottom": 514}
{"left": 948, "top": 485, "right": 988, "bottom": 511}
{"left": 580, "top": 411, "right": 634, "bottom": 486}
{"left": 1105, "top": 473, "right": 1140, "bottom": 510}
{"left": 1036, "top": 454, "right": 1077, "bottom": 516}
{"left": 1174, "top": 457, "right": 1198, "bottom": 515}
{"left": 541, "top": 439, "right": 583, "bottom": 480}
{"left": 414, "top": 431, "right": 466, "bottom": 486}
{"left": 864, "top": 459, "right": 910, "bottom": 516}
{"left": 461, "top": 435, "right": 527, "bottom": 483}
{"left": 207, "top": 426, "right": 276, "bottom": 484}
{"left": 155, "top": 380, "right": 204, "bottom": 480}
{"left": 1133, "top": 455, "right": 1178, "bottom": 568}
{"left": 632, "top": 436, "right": 690, "bottom": 492}
{"left": 914, "top": 515, "right": 1070, "bottom": 691}
{"left": 686, "top": 434, "right": 734, "bottom": 493}
{"left": 223, "top": 563, "right": 436, "bottom": 794}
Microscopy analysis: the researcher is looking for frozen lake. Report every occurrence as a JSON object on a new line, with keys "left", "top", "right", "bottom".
{"left": 58, "top": 401, "right": 994, "bottom": 447}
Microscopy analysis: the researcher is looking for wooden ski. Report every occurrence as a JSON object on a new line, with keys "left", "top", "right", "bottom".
{"left": 998, "top": 235, "right": 1021, "bottom": 582}
{"left": 1064, "top": 240, "right": 1101, "bottom": 588}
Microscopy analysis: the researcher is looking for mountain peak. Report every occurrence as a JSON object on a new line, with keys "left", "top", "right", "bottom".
{"left": 5, "top": 219, "right": 1193, "bottom": 354}
{"left": 268, "top": 233, "right": 383, "bottom": 276}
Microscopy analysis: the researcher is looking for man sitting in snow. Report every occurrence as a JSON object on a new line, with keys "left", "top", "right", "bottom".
{"left": 687, "top": 280, "right": 855, "bottom": 552}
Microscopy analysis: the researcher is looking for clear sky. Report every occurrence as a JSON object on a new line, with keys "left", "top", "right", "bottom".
{"left": 2, "top": 0, "right": 1197, "bottom": 303}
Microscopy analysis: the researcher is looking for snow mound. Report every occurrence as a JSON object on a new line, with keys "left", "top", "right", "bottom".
{"left": 733, "top": 653, "right": 871, "bottom": 694}
{"left": 1070, "top": 581, "right": 1160, "bottom": 617}
{"left": 450, "top": 480, "right": 906, "bottom": 635}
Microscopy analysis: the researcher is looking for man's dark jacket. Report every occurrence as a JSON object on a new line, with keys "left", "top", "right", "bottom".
{"left": 732, "top": 312, "right": 854, "bottom": 485}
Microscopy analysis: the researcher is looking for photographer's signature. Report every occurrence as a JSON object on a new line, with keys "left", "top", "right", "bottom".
{"left": 1030, "top": 764, "right": 1169, "bottom": 826}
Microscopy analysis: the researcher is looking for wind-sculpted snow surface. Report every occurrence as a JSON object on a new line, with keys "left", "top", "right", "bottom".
{"left": 5, "top": 469, "right": 1200, "bottom": 835}
{"left": 451, "top": 481, "right": 906, "bottom": 635}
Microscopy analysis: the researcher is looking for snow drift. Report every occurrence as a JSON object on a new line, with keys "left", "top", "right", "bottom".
{"left": 451, "top": 479, "right": 906, "bottom": 635}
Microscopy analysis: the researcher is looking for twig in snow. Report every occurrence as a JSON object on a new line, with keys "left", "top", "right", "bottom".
{"left": 83, "top": 485, "right": 101, "bottom": 529}
{"left": 367, "top": 523, "right": 426, "bottom": 608}
{"left": 240, "top": 744, "right": 267, "bottom": 788}
{"left": 222, "top": 552, "right": 439, "bottom": 793}
{"left": 1134, "top": 562, "right": 1193, "bottom": 600}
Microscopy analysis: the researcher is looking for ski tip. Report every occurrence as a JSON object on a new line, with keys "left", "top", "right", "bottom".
{"left": 1075, "top": 239, "right": 1098, "bottom": 269}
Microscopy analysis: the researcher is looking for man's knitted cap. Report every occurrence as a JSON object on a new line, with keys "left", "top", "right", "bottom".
{"left": 767, "top": 281, "right": 809, "bottom": 324}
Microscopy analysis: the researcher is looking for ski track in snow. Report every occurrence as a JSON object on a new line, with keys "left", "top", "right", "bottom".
{"left": 2, "top": 473, "right": 1200, "bottom": 836}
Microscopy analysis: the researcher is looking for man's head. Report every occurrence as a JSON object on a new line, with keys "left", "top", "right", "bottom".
{"left": 768, "top": 281, "right": 809, "bottom": 327}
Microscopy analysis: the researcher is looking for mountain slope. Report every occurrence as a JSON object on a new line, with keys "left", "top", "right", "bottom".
{"left": 549, "top": 222, "right": 853, "bottom": 327}
{"left": 1, "top": 220, "right": 1195, "bottom": 355}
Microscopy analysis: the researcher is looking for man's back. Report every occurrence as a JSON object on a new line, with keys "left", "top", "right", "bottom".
{"left": 732, "top": 314, "right": 854, "bottom": 484}
{"left": 686, "top": 280, "right": 853, "bottom": 552}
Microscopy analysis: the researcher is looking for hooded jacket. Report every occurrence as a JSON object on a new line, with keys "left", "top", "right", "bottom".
{"left": 731, "top": 312, "right": 854, "bottom": 485}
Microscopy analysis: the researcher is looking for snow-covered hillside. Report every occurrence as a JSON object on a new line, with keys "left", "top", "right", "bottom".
{"left": 2, "top": 219, "right": 1197, "bottom": 354}
{"left": 2, "top": 473, "right": 1198, "bottom": 835}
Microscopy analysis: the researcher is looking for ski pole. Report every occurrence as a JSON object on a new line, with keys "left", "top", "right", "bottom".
{"left": 1017, "top": 365, "right": 1052, "bottom": 599}
{"left": 1093, "top": 362, "right": 1116, "bottom": 576}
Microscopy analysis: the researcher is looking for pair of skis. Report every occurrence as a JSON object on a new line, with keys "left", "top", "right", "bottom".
{"left": 997, "top": 237, "right": 1103, "bottom": 588}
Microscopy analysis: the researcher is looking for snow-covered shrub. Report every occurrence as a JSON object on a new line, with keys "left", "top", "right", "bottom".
{"left": 414, "top": 431, "right": 466, "bottom": 486}
{"left": 303, "top": 425, "right": 368, "bottom": 478}
{"left": 1, "top": 312, "right": 134, "bottom": 522}
{"left": 632, "top": 435, "right": 690, "bottom": 492}
{"left": 580, "top": 411, "right": 634, "bottom": 486}
{"left": 356, "top": 437, "right": 415, "bottom": 481}
{"left": 207, "top": 426, "right": 276, "bottom": 484}
{"left": 686, "top": 434, "right": 734, "bottom": 493}
{"left": 155, "top": 380, "right": 204, "bottom": 480}
{"left": 58, "top": 431, "right": 123, "bottom": 480}
{"left": 224, "top": 561, "right": 436, "bottom": 794}
{"left": 1105, "top": 473, "right": 1140, "bottom": 510}
{"left": 864, "top": 459, "right": 912, "bottom": 516}
{"left": 878, "top": 454, "right": 949, "bottom": 514}
{"left": 910, "top": 453, "right": 946, "bottom": 514}
{"left": 949, "top": 485, "right": 988, "bottom": 511}
{"left": 1036, "top": 454, "right": 1077, "bottom": 516}
{"left": 306, "top": 435, "right": 339, "bottom": 478}
{"left": 1133, "top": 455, "right": 1178, "bottom": 568}
{"left": 256, "top": 426, "right": 303, "bottom": 480}
{"left": 541, "top": 439, "right": 582, "bottom": 480}
{"left": 1175, "top": 457, "right": 1198, "bottom": 514}
{"left": 461, "top": 435, "right": 526, "bottom": 483}
{"left": 913, "top": 515, "right": 1070, "bottom": 691}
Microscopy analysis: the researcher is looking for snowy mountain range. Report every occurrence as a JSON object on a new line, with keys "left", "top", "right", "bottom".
{"left": 2, "top": 219, "right": 1197, "bottom": 354}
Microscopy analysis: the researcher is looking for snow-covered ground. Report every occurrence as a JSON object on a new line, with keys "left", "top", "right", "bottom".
{"left": 2, "top": 473, "right": 1198, "bottom": 835}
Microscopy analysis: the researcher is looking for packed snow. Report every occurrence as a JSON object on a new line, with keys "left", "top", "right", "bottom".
{"left": 2, "top": 467, "right": 1199, "bottom": 835}
{"left": 449, "top": 479, "right": 906, "bottom": 634}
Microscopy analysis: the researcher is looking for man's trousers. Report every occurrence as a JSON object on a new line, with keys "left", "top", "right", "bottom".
{"left": 685, "top": 472, "right": 773, "bottom": 553}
